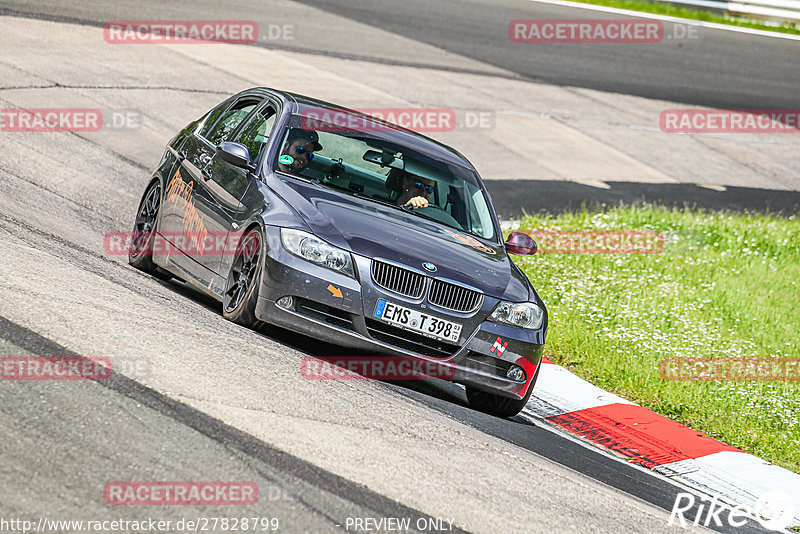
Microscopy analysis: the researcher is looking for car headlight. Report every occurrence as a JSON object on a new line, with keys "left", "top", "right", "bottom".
{"left": 280, "top": 229, "right": 355, "bottom": 277}
{"left": 488, "top": 301, "right": 544, "bottom": 330}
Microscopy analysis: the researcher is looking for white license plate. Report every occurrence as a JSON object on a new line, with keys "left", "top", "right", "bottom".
{"left": 373, "top": 299, "right": 462, "bottom": 343}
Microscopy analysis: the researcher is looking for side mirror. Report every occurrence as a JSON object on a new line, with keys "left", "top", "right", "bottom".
{"left": 217, "top": 142, "right": 254, "bottom": 171}
{"left": 505, "top": 231, "right": 537, "bottom": 255}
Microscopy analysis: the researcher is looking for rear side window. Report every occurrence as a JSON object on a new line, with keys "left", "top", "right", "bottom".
{"left": 234, "top": 105, "right": 277, "bottom": 162}
{"left": 197, "top": 100, "right": 231, "bottom": 140}
{"left": 204, "top": 99, "right": 260, "bottom": 146}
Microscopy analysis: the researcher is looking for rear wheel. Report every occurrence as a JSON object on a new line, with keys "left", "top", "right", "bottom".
{"left": 223, "top": 228, "right": 264, "bottom": 328}
{"left": 129, "top": 180, "right": 171, "bottom": 280}
{"left": 466, "top": 364, "right": 541, "bottom": 417}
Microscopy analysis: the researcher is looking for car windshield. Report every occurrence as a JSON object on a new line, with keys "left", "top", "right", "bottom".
{"left": 273, "top": 113, "right": 496, "bottom": 241}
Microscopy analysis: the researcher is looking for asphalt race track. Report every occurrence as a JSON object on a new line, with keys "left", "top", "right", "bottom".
{"left": 4, "top": 0, "right": 798, "bottom": 109}
{"left": 295, "top": 0, "right": 800, "bottom": 110}
{"left": 0, "top": 1, "right": 795, "bottom": 533}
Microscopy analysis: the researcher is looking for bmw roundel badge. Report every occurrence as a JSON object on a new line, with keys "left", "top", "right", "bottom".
{"left": 422, "top": 262, "right": 437, "bottom": 272}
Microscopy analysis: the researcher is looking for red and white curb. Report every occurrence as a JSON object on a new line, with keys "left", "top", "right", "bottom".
{"left": 523, "top": 357, "right": 800, "bottom": 529}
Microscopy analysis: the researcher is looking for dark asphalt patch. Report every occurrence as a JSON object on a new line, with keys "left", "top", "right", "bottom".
{"left": 484, "top": 180, "right": 800, "bottom": 218}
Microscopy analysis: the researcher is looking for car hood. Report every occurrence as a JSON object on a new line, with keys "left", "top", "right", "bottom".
{"left": 268, "top": 175, "right": 531, "bottom": 301}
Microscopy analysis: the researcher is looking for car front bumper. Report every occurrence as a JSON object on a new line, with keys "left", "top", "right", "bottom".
{"left": 254, "top": 226, "right": 545, "bottom": 400}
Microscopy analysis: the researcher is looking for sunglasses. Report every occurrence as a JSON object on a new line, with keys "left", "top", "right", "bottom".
{"left": 414, "top": 181, "right": 434, "bottom": 194}
{"left": 294, "top": 145, "right": 314, "bottom": 160}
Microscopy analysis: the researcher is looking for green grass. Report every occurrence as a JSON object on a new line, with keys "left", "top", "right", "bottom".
{"left": 512, "top": 206, "right": 800, "bottom": 473}
{"left": 568, "top": 0, "right": 800, "bottom": 35}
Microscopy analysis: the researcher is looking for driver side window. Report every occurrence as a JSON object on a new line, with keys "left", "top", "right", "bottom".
{"left": 204, "top": 99, "right": 260, "bottom": 146}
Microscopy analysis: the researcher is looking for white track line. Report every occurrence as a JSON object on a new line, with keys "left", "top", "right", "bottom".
{"left": 518, "top": 412, "right": 800, "bottom": 532}
{"left": 525, "top": 359, "right": 800, "bottom": 530}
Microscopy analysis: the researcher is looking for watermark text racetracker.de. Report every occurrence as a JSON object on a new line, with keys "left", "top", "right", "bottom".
{"left": 661, "top": 357, "right": 800, "bottom": 381}
{"left": 0, "top": 108, "right": 101, "bottom": 133}
{"left": 104, "top": 231, "right": 261, "bottom": 257}
{"left": 509, "top": 19, "right": 699, "bottom": 43}
{"left": 103, "top": 20, "right": 259, "bottom": 44}
{"left": 660, "top": 109, "right": 800, "bottom": 133}
{"left": 0, "top": 516, "right": 280, "bottom": 532}
{"left": 1, "top": 356, "right": 111, "bottom": 380}
{"left": 528, "top": 230, "right": 664, "bottom": 254}
{"left": 104, "top": 481, "right": 259, "bottom": 506}
{"left": 301, "top": 356, "right": 457, "bottom": 381}
{"left": 1, "top": 355, "right": 152, "bottom": 381}
{"left": 299, "top": 107, "right": 495, "bottom": 133}
{"left": 0, "top": 108, "right": 140, "bottom": 132}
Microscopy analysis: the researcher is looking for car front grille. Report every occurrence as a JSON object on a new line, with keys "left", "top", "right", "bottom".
{"left": 371, "top": 260, "right": 426, "bottom": 299}
{"left": 365, "top": 319, "right": 459, "bottom": 359}
{"left": 428, "top": 280, "right": 483, "bottom": 313}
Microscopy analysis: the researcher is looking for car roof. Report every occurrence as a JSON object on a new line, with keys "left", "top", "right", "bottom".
{"left": 247, "top": 87, "right": 479, "bottom": 173}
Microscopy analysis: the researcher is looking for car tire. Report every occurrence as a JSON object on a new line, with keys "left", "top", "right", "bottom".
{"left": 222, "top": 227, "right": 265, "bottom": 328}
{"left": 129, "top": 179, "right": 172, "bottom": 281}
{"left": 465, "top": 363, "right": 541, "bottom": 418}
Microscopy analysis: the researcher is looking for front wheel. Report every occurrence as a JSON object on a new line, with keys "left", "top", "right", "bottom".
{"left": 223, "top": 228, "right": 265, "bottom": 328}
